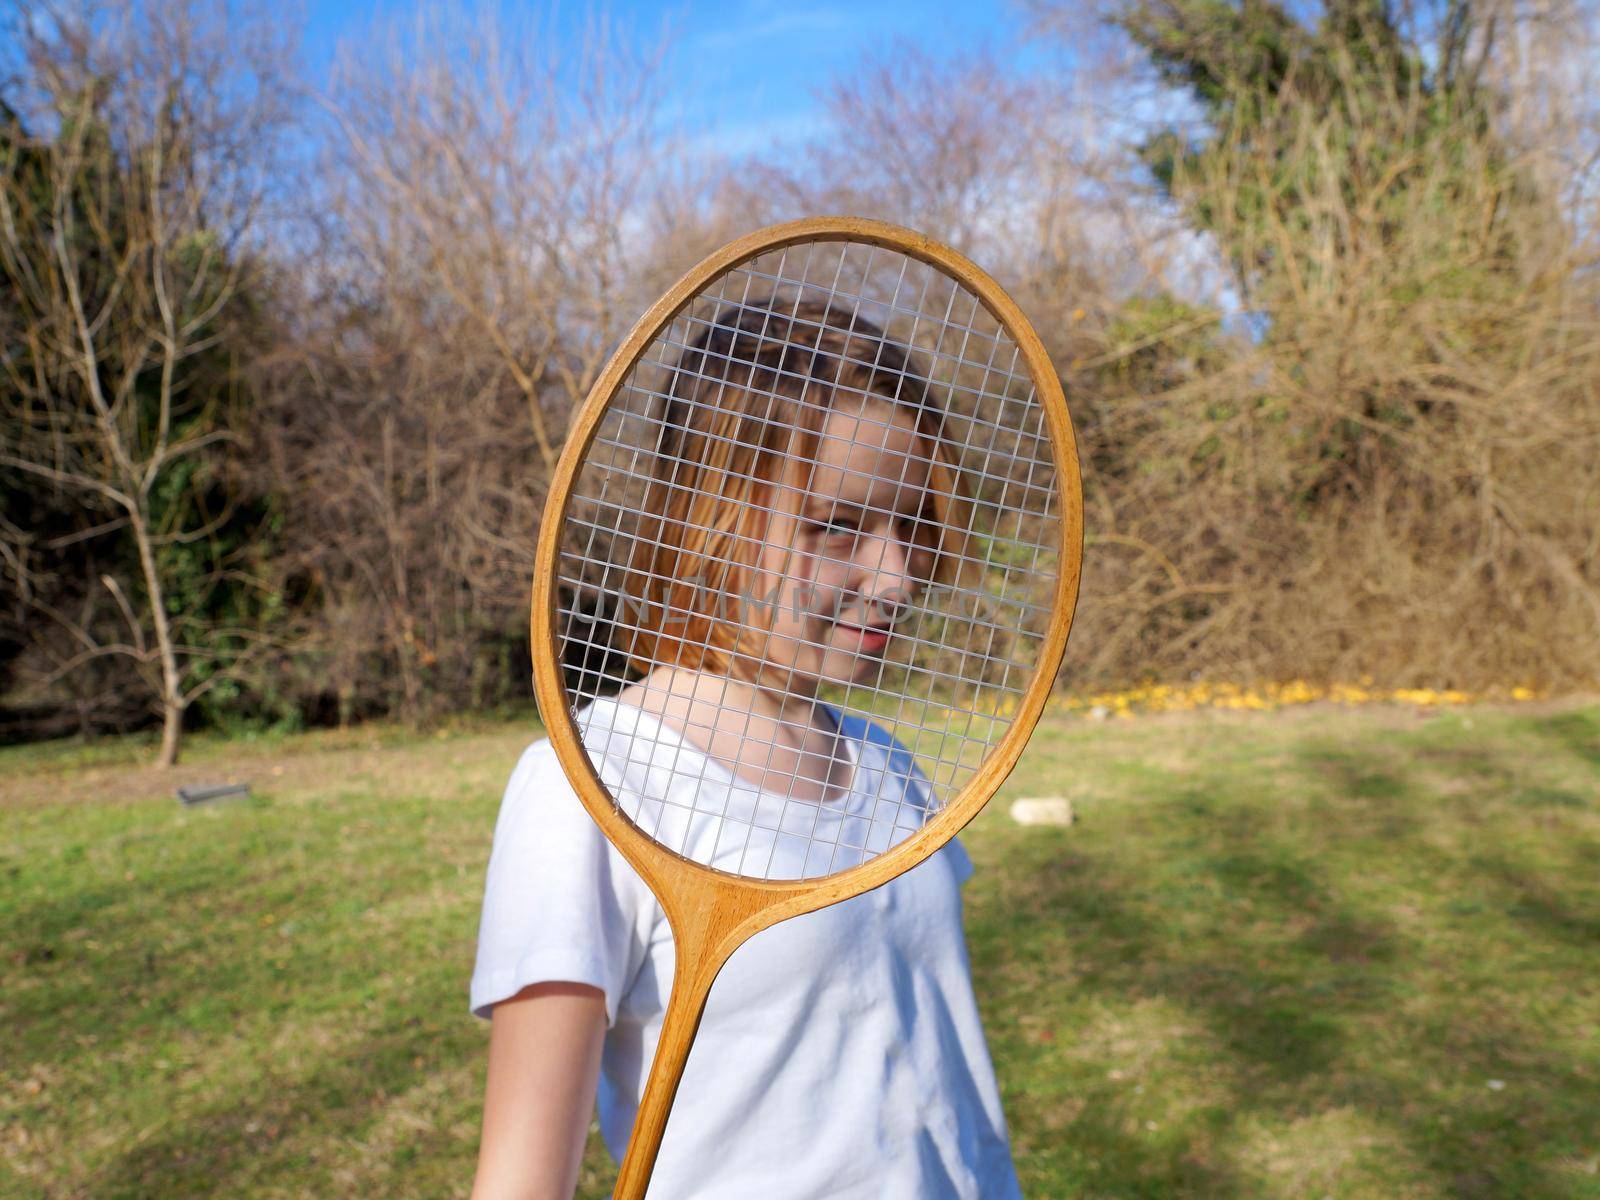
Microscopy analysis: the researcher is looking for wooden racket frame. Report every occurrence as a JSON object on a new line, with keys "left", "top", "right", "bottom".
{"left": 530, "top": 216, "right": 1082, "bottom": 1198}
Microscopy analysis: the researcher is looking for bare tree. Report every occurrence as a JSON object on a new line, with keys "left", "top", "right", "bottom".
{"left": 0, "top": 0, "right": 293, "bottom": 763}
{"left": 256, "top": 10, "right": 728, "bottom": 722}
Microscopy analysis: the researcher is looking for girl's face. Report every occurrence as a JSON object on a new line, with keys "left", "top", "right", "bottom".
{"left": 743, "top": 400, "right": 937, "bottom": 694}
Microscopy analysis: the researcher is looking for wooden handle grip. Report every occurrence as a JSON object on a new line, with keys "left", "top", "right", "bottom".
{"left": 612, "top": 914, "right": 743, "bottom": 1200}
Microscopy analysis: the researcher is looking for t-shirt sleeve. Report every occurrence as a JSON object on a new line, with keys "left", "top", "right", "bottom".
{"left": 469, "top": 739, "right": 659, "bottom": 1023}
{"left": 945, "top": 833, "right": 976, "bottom": 885}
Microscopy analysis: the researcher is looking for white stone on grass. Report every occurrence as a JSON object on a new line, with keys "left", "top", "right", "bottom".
{"left": 1009, "top": 796, "right": 1075, "bottom": 826}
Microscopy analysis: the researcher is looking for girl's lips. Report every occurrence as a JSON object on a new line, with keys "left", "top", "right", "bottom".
{"left": 836, "top": 622, "right": 890, "bottom": 652}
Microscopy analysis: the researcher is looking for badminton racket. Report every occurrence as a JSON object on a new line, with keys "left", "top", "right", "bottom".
{"left": 530, "top": 216, "right": 1082, "bottom": 1197}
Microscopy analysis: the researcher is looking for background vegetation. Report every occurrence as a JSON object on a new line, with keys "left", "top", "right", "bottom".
{"left": 6, "top": 7, "right": 1597, "bottom": 1197}
{"left": 4, "top": 0, "right": 1597, "bottom": 763}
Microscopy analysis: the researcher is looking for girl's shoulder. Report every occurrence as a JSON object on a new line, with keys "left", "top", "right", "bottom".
{"left": 505, "top": 698, "right": 649, "bottom": 792}
{"left": 494, "top": 731, "right": 605, "bottom": 848}
{"left": 499, "top": 733, "right": 567, "bottom": 803}
{"left": 498, "top": 700, "right": 681, "bottom": 840}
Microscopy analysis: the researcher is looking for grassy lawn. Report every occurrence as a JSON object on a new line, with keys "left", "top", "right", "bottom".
{"left": 2, "top": 700, "right": 1597, "bottom": 1198}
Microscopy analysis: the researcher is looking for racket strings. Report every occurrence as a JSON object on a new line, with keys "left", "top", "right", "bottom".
{"left": 569, "top": 286, "right": 1043, "bottom": 851}
{"left": 555, "top": 240, "right": 1060, "bottom": 880}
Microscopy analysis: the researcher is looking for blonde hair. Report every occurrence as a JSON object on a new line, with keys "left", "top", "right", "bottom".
{"left": 623, "top": 298, "right": 970, "bottom": 675}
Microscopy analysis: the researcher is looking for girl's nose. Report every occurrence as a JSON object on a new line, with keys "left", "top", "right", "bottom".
{"left": 853, "top": 522, "right": 916, "bottom": 611}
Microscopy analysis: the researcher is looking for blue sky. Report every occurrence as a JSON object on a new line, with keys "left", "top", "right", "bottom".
{"left": 299, "top": 0, "right": 1047, "bottom": 155}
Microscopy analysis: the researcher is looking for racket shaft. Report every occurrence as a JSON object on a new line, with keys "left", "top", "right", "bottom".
{"left": 613, "top": 927, "right": 735, "bottom": 1199}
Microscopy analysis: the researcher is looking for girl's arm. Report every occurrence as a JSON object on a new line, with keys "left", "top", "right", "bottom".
{"left": 470, "top": 981, "right": 608, "bottom": 1200}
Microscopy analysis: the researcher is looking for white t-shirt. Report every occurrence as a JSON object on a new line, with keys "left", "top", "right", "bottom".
{"left": 470, "top": 699, "right": 1022, "bottom": 1199}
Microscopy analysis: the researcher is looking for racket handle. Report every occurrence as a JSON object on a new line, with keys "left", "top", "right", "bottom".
{"left": 612, "top": 927, "right": 736, "bottom": 1200}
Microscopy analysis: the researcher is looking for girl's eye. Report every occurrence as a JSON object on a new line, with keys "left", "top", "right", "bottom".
{"left": 814, "top": 516, "right": 860, "bottom": 537}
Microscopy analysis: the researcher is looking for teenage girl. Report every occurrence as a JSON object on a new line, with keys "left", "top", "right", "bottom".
{"left": 469, "top": 299, "right": 1023, "bottom": 1199}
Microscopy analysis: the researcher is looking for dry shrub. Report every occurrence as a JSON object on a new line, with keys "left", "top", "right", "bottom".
{"left": 1066, "top": 7, "right": 1600, "bottom": 690}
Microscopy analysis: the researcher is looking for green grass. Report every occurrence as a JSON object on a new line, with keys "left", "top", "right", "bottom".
{"left": 3, "top": 702, "right": 1598, "bottom": 1198}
